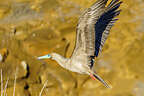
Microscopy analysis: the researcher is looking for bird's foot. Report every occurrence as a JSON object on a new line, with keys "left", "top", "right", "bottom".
{"left": 90, "top": 73, "right": 96, "bottom": 80}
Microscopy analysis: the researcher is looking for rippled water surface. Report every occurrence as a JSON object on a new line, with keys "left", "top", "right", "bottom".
{"left": 0, "top": 0, "right": 144, "bottom": 96}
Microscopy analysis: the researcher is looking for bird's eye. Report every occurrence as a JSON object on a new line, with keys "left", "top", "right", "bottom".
{"left": 47, "top": 54, "right": 51, "bottom": 58}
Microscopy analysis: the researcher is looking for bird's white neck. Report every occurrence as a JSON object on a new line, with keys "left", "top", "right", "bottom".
{"left": 51, "top": 53, "right": 69, "bottom": 69}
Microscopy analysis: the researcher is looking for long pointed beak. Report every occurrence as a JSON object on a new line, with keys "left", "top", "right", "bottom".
{"left": 37, "top": 54, "right": 51, "bottom": 60}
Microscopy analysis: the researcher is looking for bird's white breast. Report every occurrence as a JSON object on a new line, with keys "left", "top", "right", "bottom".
{"left": 67, "top": 53, "right": 89, "bottom": 74}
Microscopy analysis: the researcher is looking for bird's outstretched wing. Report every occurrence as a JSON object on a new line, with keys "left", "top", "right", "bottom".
{"left": 72, "top": 0, "right": 122, "bottom": 59}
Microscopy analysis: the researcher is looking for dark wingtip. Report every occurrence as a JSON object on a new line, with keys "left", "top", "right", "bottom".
{"left": 107, "top": 0, "right": 123, "bottom": 10}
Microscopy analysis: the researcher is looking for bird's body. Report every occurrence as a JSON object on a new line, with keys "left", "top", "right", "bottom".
{"left": 50, "top": 51, "right": 90, "bottom": 74}
{"left": 67, "top": 50, "right": 90, "bottom": 74}
{"left": 38, "top": 0, "right": 122, "bottom": 88}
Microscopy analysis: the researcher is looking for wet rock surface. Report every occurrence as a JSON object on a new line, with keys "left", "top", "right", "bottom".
{"left": 0, "top": 0, "right": 144, "bottom": 96}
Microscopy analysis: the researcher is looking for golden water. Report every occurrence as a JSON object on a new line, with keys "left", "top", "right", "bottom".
{"left": 0, "top": 0, "right": 144, "bottom": 96}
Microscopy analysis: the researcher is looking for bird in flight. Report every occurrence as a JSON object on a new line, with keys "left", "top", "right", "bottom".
{"left": 37, "top": 0, "right": 122, "bottom": 88}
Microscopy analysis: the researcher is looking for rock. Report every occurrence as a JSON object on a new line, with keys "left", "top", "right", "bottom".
{"left": 21, "top": 61, "right": 27, "bottom": 70}
{"left": 0, "top": 48, "right": 9, "bottom": 62}
{"left": 0, "top": 53, "right": 2, "bottom": 62}
{"left": 20, "top": 60, "right": 29, "bottom": 78}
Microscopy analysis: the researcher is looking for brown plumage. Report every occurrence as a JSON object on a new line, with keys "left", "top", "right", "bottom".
{"left": 38, "top": 0, "right": 122, "bottom": 88}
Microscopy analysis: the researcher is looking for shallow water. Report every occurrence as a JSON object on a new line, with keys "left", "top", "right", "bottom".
{"left": 0, "top": 0, "right": 144, "bottom": 96}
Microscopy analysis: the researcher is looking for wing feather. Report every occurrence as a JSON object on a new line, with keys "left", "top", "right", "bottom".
{"left": 95, "top": 1, "right": 122, "bottom": 56}
{"left": 72, "top": 0, "right": 122, "bottom": 66}
{"left": 73, "top": 0, "right": 108, "bottom": 56}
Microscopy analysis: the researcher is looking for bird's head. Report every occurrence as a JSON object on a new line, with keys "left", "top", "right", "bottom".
{"left": 37, "top": 53, "right": 69, "bottom": 69}
{"left": 37, "top": 53, "right": 63, "bottom": 60}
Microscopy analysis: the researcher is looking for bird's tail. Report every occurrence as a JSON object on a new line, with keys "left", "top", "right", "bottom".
{"left": 92, "top": 73, "right": 111, "bottom": 88}
{"left": 89, "top": 69, "right": 111, "bottom": 88}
